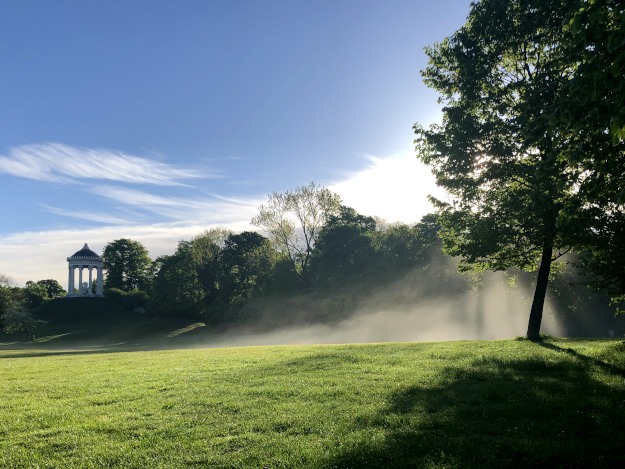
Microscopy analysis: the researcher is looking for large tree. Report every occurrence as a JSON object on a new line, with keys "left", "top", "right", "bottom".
{"left": 251, "top": 182, "right": 341, "bottom": 282}
{"left": 414, "top": 0, "right": 592, "bottom": 339}
{"left": 102, "top": 239, "right": 152, "bottom": 293}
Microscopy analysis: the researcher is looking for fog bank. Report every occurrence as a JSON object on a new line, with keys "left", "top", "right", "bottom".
{"left": 210, "top": 272, "right": 563, "bottom": 347}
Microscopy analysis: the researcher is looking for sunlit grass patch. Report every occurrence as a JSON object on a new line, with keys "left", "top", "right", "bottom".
{"left": 1, "top": 339, "right": 624, "bottom": 467}
{"left": 165, "top": 322, "right": 206, "bottom": 337}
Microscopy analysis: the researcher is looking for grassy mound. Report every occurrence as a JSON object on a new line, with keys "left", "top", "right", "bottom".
{"left": 33, "top": 297, "right": 137, "bottom": 324}
{"left": 12, "top": 297, "right": 207, "bottom": 348}
{"left": 1, "top": 339, "right": 624, "bottom": 467}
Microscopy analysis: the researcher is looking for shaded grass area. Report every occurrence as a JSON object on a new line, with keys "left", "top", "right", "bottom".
{"left": 1, "top": 339, "right": 624, "bottom": 468}
{"left": 1, "top": 297, "right": 213, "bottom": 357}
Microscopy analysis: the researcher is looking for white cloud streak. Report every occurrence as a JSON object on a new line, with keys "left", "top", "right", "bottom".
{"left": 89, "top": 185, "right": 262, "bottom": 225}
{"left": 0, "top": 143, "right": 210, "bottom": 185}
{"left": 40, "top": 204, "right": 139, "bottom": 225}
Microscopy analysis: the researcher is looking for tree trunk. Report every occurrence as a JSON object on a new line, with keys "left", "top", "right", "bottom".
{"left": 526, "top": 242, "right": 553, "bottom": 340}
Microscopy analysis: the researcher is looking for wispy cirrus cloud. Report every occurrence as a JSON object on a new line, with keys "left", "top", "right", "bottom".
{"left": 0, "top": 142, "right": 212, "bottom": 186}
{"left": 89, "top": 185, "right": 262, "bottom": 225}
{"left": 40, "top": 204, "right": 141, "bottom": 225}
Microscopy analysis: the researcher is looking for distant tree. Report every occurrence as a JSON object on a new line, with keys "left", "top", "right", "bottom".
{"left": 0, "top": 274, "right": 20, "bottom": 330}
{"left": 23, "top": 282, "right": 49, "bottom": 309}
{"left": 252, "top": 182, "right": 341, "bottom": 282}
{"left": 265, "top": 258, "right": 301, "bottom": 296}
{"left": 0, "top": 273, "right": 13, "bottom": 289}
{"left": 23, "top": 279, "right": 66, "bottom": 309}
{"left": 577, "top": 218, "right": 625, "bottom": 313}
{"left": 34, "top": 279, "right": 66, "bottom": 298}
{"left": 191, "top": 228, "right": 231, "bottom": 303}
{"left": 193, "top": 227, "right": 232, "bottom": 249}
{"left": 102, "top": 239, "right": 152, "bottom": 293}
{"left": 310, "top": 206, "right": 377, "bottom": 289}
{"left": 372, "top": 214, "right": 442, "bottom": 275}
{"left": 0, "top": 275, "right": 44, "bottom": 336}
{"left": 2, "top": 304, "right": 46, "bottom": 337}
{"left": 150, "top": 242, "right": 206, "bottom": 318}
{"left": 215, "top": 231, "right": 277, "bottom": 307}
{"left": 413, "top": 0, "right": 608, "bottom": 339}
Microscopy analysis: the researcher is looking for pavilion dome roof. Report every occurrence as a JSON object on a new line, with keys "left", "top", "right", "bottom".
{"left": 69, "top": 243, "right": 102, "bottom": 260}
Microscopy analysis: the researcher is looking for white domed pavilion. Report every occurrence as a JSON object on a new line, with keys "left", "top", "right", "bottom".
{"left": 67, "top": 243, "right": 104, "bottom": 297}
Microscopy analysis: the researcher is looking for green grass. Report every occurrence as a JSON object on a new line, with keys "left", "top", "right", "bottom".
{"left": 1, "top": 338, "right": 624, "bottom": 468}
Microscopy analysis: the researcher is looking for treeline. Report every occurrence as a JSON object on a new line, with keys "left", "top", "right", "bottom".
{"left": 1, "top": 182, "right": 620, "bottom": 338}
{"left": 99, "top": 183, "right": 459, "bottom": 328}
{"left": 95, "top": 182, "right": 619, "bottom": 333}
{"left": 0, "top": 276, "right": 65, "bottom": 335}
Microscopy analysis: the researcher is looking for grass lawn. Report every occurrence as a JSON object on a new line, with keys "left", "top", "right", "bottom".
{"left": 1, "top": 338, "right": 624, "bottom": 468}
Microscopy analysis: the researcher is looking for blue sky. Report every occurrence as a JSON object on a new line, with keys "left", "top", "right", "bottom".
{"left": 0, "top": 0, "right": 470, "bottom": 286}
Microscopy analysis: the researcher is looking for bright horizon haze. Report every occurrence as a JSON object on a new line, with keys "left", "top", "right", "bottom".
{"left": 0, "top": 0, "right": 471, "bottom": 287}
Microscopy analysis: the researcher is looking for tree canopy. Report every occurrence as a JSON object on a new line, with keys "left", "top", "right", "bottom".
{"left": 251, "top": 182, "right": 341, "bottom": 282}
{"left": 102, "top": 239, "right": 152, "bottom": 293}
{"left": 414, "top": 0, "right": 624, "bottom": 338}
{"left": 559, "top": 0, "right": 625, "bottom": 311}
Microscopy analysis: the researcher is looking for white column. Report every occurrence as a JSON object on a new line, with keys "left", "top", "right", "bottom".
{"left": 88, "top": 266, "right": 93, "bottom": 296}
{"left": 97, "top": 266, "right": 104, "bottom": 296}
{"left": 68, "top": 265, "right": 74, "bottom": 295}
{"left": 78, "top": 267, "right": 83, "bottom": 296}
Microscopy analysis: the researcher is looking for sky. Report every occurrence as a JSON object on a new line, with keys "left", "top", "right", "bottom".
{"left": 0, "top": 0, "right": 471, "bottom": 287}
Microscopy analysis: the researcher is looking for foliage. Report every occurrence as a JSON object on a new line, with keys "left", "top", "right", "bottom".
{"left": 1, "top": 340, "right": 624, "bottom": 467}
{"left": 310, "top": 206, "right": 378, "bottom": 289}
{"left": 191, "top": 228, "right": 230, "bottom": 304}
{"left": 0, "top": 274, "right": 21, "bottom": 330}
{"left": 104, "top": 288, "right": 130, "bottom": 307}
{"left": 102, "top": 238, "right": 152, "bottom": 293}
{"left": 148, "top": 229, "right": 232, "bottom": 319}
{"left": 557, "top": 0, "right": 625, "bottom": 308}
{"left": 35, "top": 279, "right": 66, "bottom": 297}
{"left": 1, "top": 303, "right": 46, "bottom": 335}
{"left": 576, "top": 214, "right": 625, "bottom": 314}
{"left": 0, "top": 272, "right": 15, "bottom": 288}
{"left": 372, "top": 213, "right": 442, "bottom": 277}
{"left": 2, "top": 276, "right": 60, "bottom": 332}
{"left": 310, "top": 209, "right": 446, "bottom": 293}
{"left": 252, "top": 182, "right": 341, "bottom": 280}
{"left": 150, "top": 242, "right": 207, "bottom": 318}
{"left": 104, "top": 288, "right": 148, "bottom": 315}
{"left": 23, "top": 282, "right": 49, "bottom": 309}
{"left": 215, "top": 231, "right": 278, "bottom": 308}
{"left": 23, "top": 279, "right": 66, "bottom": 309}
{"left": 413, "top": 0, "right": 618, "bottom": 339}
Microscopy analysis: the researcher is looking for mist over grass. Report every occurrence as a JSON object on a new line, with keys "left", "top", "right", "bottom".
{"left": 7, "top": 254, "right": 621, "bottom": 353}
{"left": 214, "top": 269, "right": 562, "bottom": 345}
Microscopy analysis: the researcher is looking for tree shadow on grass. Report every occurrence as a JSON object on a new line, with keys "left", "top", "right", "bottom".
{"left": 323, "top": 343, "right": 625, "bottom": 468}
{"left": 535, "top": 339, "right": 625, "bottom": 378}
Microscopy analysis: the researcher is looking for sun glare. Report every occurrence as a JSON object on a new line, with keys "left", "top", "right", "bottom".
{"left": 330, "top": 150, "right": 443, "bottom": 224}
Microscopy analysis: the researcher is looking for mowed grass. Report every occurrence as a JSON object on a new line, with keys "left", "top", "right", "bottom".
{"left": 1, "top": 339, "right": 624, "bottom": 468}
